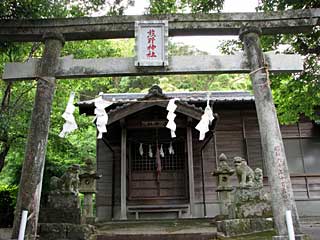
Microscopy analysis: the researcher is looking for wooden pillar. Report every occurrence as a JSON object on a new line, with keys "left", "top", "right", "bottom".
{"left": 120, "top": 122, "right": 127, "bottom": 220}
{"left": 11, "top": 33, "right": 64, "bottom": 239}
{"left": 187, "top": 121, "right": 195, "bottom": 217}
{"left": 239, "top": 26, "right": 302, "bottom": 238}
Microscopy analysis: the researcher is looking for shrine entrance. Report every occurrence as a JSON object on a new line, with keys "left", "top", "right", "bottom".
{"left": 128, "top": 128, "right": 188, "bottom": 204}
{"left": 95, "top": 88, "right": 209, "bottom": 219}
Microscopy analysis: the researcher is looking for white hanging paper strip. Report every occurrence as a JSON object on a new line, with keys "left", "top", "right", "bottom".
{"left": 171, "top": 130, "right": 176, "bottom": 138}
{"left": 166, "top": 99, "right": 178, "bottom": 112}
{"left": 168, "top": 142, "right": 175, "bottom": 155}
{"left": 166, "top": 98, "right": 178, "bottom": 138}
{"left": 166, "top": 120, "right": 176, "bottom": 131}
{"left": 160, "top": 144, "right": 165, "bottom": 158}
{"left": 206, "top": 96, "right": 214, "bottom": 124}
{"left": 195, "top": 97, "right": 214, "bottom": 141}
{"left": 148, "top": 144, "right": 153, "bottom": 158}
{"left": 94, "top": 93, "right": 113, "bottom": 139}
{"left": 166, "top": 111, "right": 176, "bottom": 121}
{"left": 139, "top": 143, "right": 144, "bottom": 156}
{"left": 59, "top": 92, "right": 78, "bottom": 138}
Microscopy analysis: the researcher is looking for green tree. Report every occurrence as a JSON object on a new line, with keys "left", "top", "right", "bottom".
{"left": 148, "top": 0, "right": 224, "bottom": 14}
{"left": 257, "top": 0, "right": 320, "bottom": 123}
{"left": 0, "top": 38, "right": 135, "bottom": 186}
{"left": 206, "top": 0, "right": 320, "bottom": 124}
{"left": 0, "top": 0, "right": 134, "bottom": 178}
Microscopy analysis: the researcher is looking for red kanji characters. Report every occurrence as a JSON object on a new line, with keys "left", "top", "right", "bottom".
{"left": 146, "top": 28, "right": 157, "bottom": 58}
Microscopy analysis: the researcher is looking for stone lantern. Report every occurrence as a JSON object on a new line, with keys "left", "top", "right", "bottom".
{"left": 212, "top": 153, "right": 234, "bottom": 216}
{"left": 79, "top": 158, "right": 101, "bottom": 224}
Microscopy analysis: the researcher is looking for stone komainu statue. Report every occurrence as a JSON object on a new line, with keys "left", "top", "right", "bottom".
{"left": 234, "top": 156, "right": 264, "bottom": 188}
{"left": 50, "top": 164, "right": 80, "bottom": 195}
{"left": 253, "top": 167, "right": 264, "bottom": 188}
{"left": 234, "top": 156, "right": 254, "bottom": 187}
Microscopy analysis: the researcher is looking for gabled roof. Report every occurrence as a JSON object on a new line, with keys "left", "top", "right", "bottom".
{"left": 106, "top": 86, "right": 205, "bottom": 124}
{"left": 76, "top": 86, "right": 254, "bottom": 122}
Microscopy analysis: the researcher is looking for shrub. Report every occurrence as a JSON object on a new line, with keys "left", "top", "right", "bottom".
{"left": 0, "top": 185, "right": 18, "bottom": 228}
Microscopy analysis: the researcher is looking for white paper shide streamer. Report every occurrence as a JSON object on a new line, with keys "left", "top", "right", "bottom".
{"left": 166, "top": 98, "right": 178, "bottom": 138}
{"left": 59, "top": 92, "right": 78, "bottom": 138}
{"left": 148, "top": 144, "right": 153, "bottom": 158}
{"left": 160, "top": 144, "right": 165, "bottom": 157}
{"left": 94, "top": 93, "right": 113, "bottom": 139}
{"left": 195, "top": 98, "right": 214, "bottom": 141}
{"left": 168, "top": 142, "right": 175, "bottom": 155}
{"left": 139, "top": 143, "right": 144, "bottom": 156}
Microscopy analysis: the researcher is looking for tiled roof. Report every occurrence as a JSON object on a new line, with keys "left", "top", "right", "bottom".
{"left": 77, "top": 90, "right": 254, "bottom": 106}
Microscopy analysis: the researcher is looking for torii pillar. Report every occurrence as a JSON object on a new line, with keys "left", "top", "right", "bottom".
{"left": 11, "top": 33, "right": 64, "bottom": 239}
{"left": 239, "top": 26, "right": 307, "bottom": 239}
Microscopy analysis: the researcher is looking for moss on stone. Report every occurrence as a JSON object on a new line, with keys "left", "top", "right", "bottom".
{"left": 217, "top": 230, "right": 276, "bottom": 240}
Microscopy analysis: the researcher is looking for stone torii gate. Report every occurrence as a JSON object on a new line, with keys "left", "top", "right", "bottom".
{"left": 1, "top": 9, "right": 319, "bottom": 240}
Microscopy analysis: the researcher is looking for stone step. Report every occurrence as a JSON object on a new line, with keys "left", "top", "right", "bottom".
{"left": 94, "top": 219, "right": 217, "bottom": 240}
{"left": 95, "top": 232, "right": 217, "bottom": 240}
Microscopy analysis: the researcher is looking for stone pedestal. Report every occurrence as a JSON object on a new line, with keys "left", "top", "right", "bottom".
{"left": 40, "top": 193, "right": 81, "bottom": 224}
{"left": 230, "top": 187, "right": 272, "bottom": 219}
{"left": 48, "top": 192, "right": 80, "bottom": 209}
{"left": 83, "top": 194, "right": 94, "bottom": 218}
{"left": 212, "top": 153, "right": 235, "bottom": 217}
{"left": 217, "top": 218, "right": 274, "bottom": 237}
{"left": 272, "top": 234, "right": 311, "bottom": 240}
{"left": 217, "top": 188, "right": 233, "bottom": 216}
{"left": 38, "top": 223, "right": 95, "bottom": 240}
{"left": 79, "top": 165, "right": 101, "bottom": 224}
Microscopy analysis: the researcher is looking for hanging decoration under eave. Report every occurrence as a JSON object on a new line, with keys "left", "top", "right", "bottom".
{"left": 195, "top": 97, "right": 214, "bottom": 141}
{"left": 59, "top": 92, "right": 78, "bottom": 138}
{"left": 139, "top": 143, "right": 144, "bottom": 156}
{"left": 166, "top": 98, "right": 178, "bottom": 138}
{"left": 93, "top": 93, "right": 113, "bottom": 139}
{"left": 168, "top": 142, "right": 175, "bottom": 155}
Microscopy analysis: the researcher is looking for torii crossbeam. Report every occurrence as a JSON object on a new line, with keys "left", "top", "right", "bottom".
{"left": 1, "top": 9, "right": 319, "bottom": 240}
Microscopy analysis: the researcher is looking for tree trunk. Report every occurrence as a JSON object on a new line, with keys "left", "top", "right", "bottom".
{"left": 0, "top": 143, "right": 10, "bottom": 172}
{"left": 0, "top": 80, "right": 12, "bottom": 173}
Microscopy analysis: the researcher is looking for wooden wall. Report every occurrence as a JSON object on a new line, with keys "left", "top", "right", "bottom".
{"left": 210, "top": 108, "right": 320, "bottom": 216}
{"left": 96, "top": 104, "right": 320, "bottom": 221}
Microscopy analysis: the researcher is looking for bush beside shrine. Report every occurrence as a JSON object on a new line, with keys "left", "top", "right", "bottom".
{"left": 0, "top": 185, "right": 18, "bottom": 228}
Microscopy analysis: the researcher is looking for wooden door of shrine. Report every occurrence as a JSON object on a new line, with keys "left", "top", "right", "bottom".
{"left": 127, "top": 128, "right": 188, "bottom": 205}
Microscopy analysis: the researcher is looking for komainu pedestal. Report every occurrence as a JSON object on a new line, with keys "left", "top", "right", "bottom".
{"left": 231, "top": 187, "right": 272, "bottom": 219}
{"left": 230, "top": 157, "right": 272, "bottom": 219}
{"left": 217, "top": 155, "right": 273, "bottom": 238}
{"left": 40, "top": 164, "right": 81, "bottom": 224}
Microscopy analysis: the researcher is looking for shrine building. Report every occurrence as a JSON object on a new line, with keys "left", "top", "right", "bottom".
{"left": 77, "top": 85, "right": 320, "bottom": 221}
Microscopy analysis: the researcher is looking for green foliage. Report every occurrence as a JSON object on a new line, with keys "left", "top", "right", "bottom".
{"left": 0, "top": 184, "right": 18, "bottom": 206}
{"left": 0, "top": 0, "right": 134, "bottom": 19}
{"left": 218, "top": 0, "right": 320, "bottom": 124}
{"left": 257, "top": 0, "right": 320, "bottom": 123}
{"left": 258, "top": 0, "right": 319, "bottom": 11}
{"left": 149, "top": 0, "right": 224, "bottom": 14}
{"left": 0, "top": 185, "right": 18, "bottom": 227}
{"left": 0, "top": 0, "right": 135, "bottom": 187}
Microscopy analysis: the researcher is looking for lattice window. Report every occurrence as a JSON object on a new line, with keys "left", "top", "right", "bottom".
{"left": 130, "top": 141, "right": 186, "bottom": 171}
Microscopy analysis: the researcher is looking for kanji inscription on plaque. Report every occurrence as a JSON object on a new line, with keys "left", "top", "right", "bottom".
{"left": 135, "top": 20, "right": 168, "bottom": 67}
